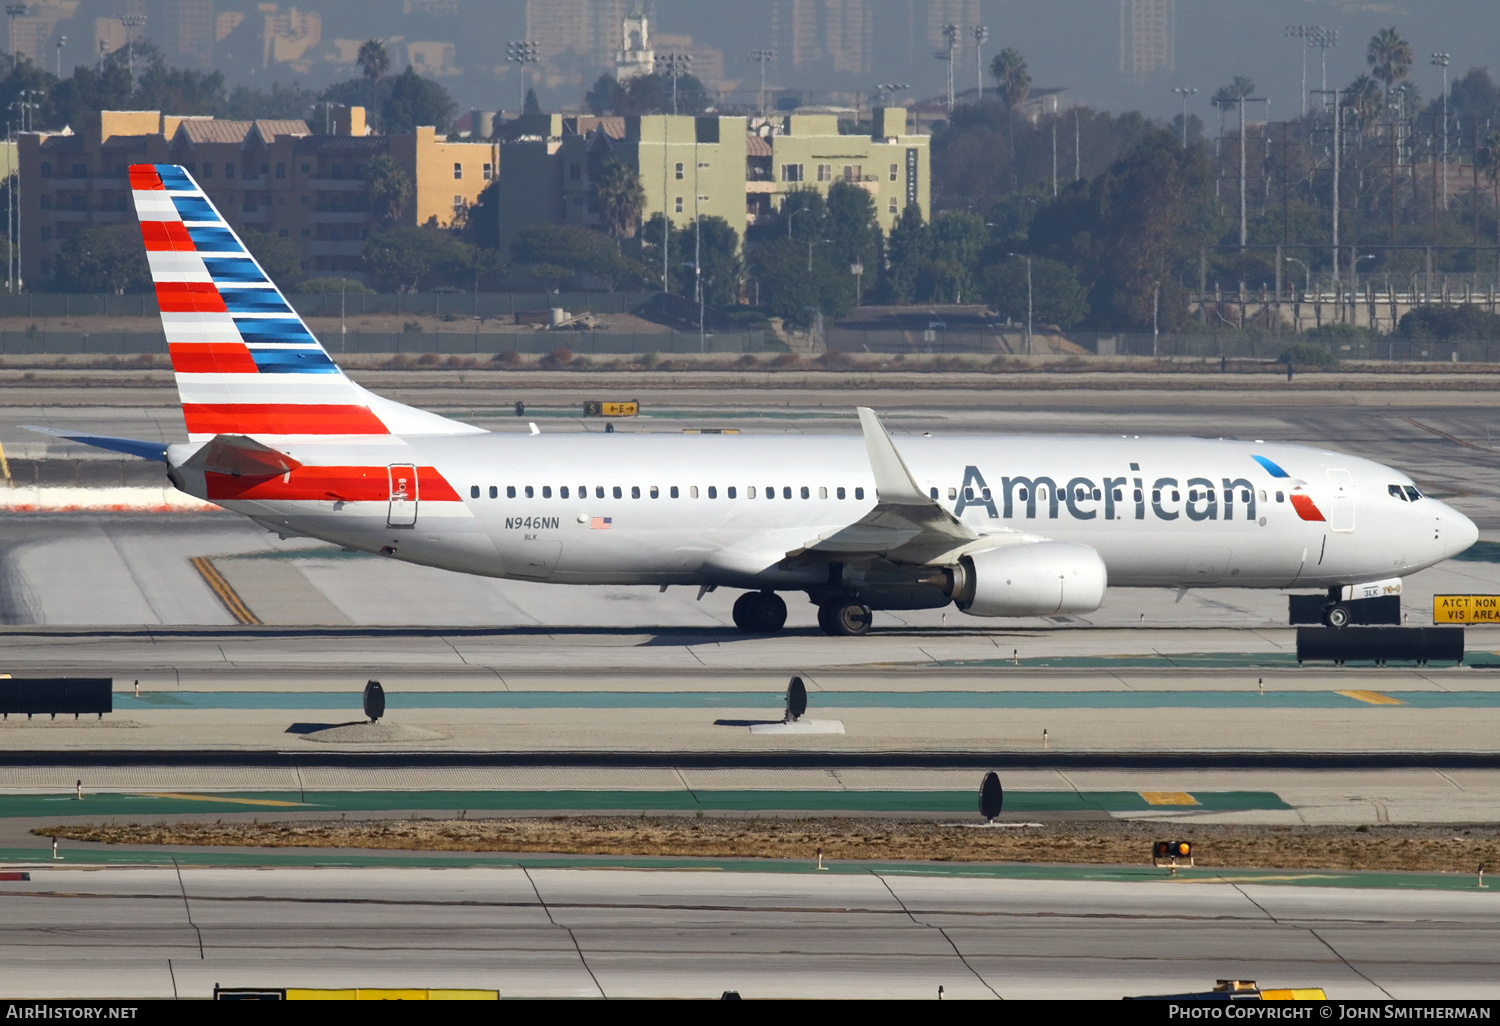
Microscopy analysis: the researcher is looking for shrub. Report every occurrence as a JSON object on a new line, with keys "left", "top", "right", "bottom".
{"left": 297, "top": 277, "right": 374, "bottom": 295}
{"left": 1278, "top": 341, "right": 1337, "bottom": 366}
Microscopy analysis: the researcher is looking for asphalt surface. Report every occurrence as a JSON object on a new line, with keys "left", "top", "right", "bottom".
{"left": 3, "top": 865, "right": 1497, "bottom": 999}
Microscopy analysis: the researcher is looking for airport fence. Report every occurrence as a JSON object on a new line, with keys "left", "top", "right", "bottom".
{"left": 0, "top": 291, "right": 661, "bottom": 319}
{"left": 0, "top": 328, "right": 768, "bottom": 356}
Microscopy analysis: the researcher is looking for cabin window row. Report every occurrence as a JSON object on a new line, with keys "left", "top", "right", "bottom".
{"left": 469, "top": 484, "right": 868, "bottom": 501}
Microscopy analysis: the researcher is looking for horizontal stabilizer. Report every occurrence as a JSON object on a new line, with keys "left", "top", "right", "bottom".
{"left": 23, "top": 426, "right": 168, "bottom": 463}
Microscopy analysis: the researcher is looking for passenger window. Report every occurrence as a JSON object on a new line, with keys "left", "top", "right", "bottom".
{"left": 1092, "top": 488, "right": 1101, "bottom": 500}
{"left": 561, "top": 486, "right": 570, "bottom": 499}
{"left": 542, "top": 486, "right": 552, "bottom": 498}
{"left": 670, "top": 486, "right": 680, "bottom": 498}
{"left": 748, "top": 486, "right": 757, "bottom": 498}
{"left": 1275, "top": 491, "right": 1285, "bottom": 503}
{"left": 965, "top": 488, "right": 974, "bottom": 501}
{"left": 1152, "top": 490, "right": 1161, "bottom": 503}
{"left": 1019, "top": 488, "right": 1029, "bottom": 501}
{"left": 631, "top": 486, "right": 640, "bottom": 498}
{"left": 819, "top": 487, "right": 827, "bottom": 499}
{"left": 525, "top": 486, "right": 534, "bottom": 498}
{"left": 982, "top": 488, "right": 992, "bottom": 500}
{"left": 855, "top": 487, "right": 865, "bottom": 500}
{"left": 650, "top": 486, "right": 659, "bottom": 498}
{"left": 837, "top": 487, "right": 846, "bottom": 499}
{"left": 1171, "top": 490, "right": 1180, "bottom": 502}
{"left": 948, "top": 487, "right": 957, "bottom": 500}
{"left": 783, "top": 486, "right": 792, "bottom": 499}
{"left": 1259, "top": 489, "right": 1267, "bottom": 502}
{"left": 708, "top": 486, "right": 717, "bottom": 499}
{"left": 690, "top": 486, "right": 699, "bottom": 498}
{"left": 613, "top": 486, "right": 622, "bottom": 499}
{"left": 930, "top": 487, "right": 938, "bottom": 500}
{"left": 766, "top": 486, "right": 775, "bottom": 499}
{"left": 1241, "top": 489, "right": 1250, "bottom": 503}
{"left": 490, "top": 486, "right": 498, "bottom": 499}
{"left": 1134, "top": 489, "right": 1142, "bottom": 502}
{"left": 470, "top": 486, "right": 479, "bottom": 498}
{"left": 800, "top": 486, "right": 810, "bottom": 499}
{"left": 1112, "top": 489, "right": 1122, "bottom": 501}
{"left": 596, "top": 486, "right": 605, "bottom": 498}
{"left": 507, "top": 486, "right": 516, "bottom": 498}
{"left": 727, "top": 486, "right": 737, "bottom": 498}
{"left": 1188, "top": 490, "right": 1198, "bottom": 502}
{"left": 1039, "top": 487, "right": 1049, "bottom": 500}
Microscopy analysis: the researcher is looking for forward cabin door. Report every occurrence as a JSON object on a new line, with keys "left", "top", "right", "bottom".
{"left": 387, "top": 464, "right": 418, "bottom": 527}
{"left": 1326, "top": 468, "right": 1355, "bottom": 532}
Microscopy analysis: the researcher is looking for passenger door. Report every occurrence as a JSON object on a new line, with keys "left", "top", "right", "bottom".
{"left": 387, "top": 464, "right": 418, "bottom": 527}
{"left": 1325, "top": 468, "right": 1355, "bottom": 532}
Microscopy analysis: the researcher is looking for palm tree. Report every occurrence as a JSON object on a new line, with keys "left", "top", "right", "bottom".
{"left": 990, "top": 48, "right": 1030, "bottom": 111}
{"left": 357, "top": 39, "right": 391, "bottom": 83}
{"left": 1345, "top": 74, "right": 1385, "bottom": 136}
{"left": 592, "top": 160, "right": 646, "bottom": 240}
{"left": 1212, "top": 75, "right": 1256, "bottom": 106}
{"left": 363, "top": 155, "right": 412, "bottom": 229}
{"left": 1366, "top": 27, "right": 1413, "bottom": 93}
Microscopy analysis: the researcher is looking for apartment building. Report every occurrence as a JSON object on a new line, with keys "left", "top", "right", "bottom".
{"left": 495, "top": 108, "right": 928, "bottom": 251}
{"left": 18, "top": 107, "right": 499, "bottom": 284}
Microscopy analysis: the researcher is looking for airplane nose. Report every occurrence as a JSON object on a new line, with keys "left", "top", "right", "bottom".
{"left": 1442, "top": 506, "right": 1479, "bottom": 559}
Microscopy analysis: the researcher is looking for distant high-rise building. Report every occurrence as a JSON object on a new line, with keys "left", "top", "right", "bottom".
{"left": 770, "top": 0, "right": 872, "bottom": 73}
{"left": 825, "top": 0, "right": 872, "bottom": 75}
{"left": 1119, "top": 0, "right": 1175, "bottom": 81}
{"left": 925, "top": 0, "right": 978, "bottom": 55}
{"left": 167, "top": 0, "right": 215, "bottom": 68}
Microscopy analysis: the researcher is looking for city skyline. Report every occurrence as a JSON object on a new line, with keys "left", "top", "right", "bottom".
{"left": 0, "top": 2, "right": 1491, "bottom": 124}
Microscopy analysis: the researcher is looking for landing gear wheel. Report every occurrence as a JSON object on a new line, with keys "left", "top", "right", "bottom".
{"left": 819, "top": 601, "right": 873, "bottom": 637}
{"left": 1324, "top": 604, "right": 1352, "bottom": 628}
{"left": 732, "top": 591, "right": 787, "bottom": 634}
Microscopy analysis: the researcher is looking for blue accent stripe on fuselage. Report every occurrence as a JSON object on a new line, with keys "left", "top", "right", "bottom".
{"left": 1252, "top": 455, "right": 1290, "bottom": 478}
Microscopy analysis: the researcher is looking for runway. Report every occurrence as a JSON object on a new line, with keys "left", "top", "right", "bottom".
{"left": 2, "top": 865, "right": 1496, "bottom": 999}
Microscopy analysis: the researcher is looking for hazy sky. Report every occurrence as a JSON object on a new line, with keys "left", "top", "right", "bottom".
{"left": 32, "top": 2, "right": 1500, "bottom": 122}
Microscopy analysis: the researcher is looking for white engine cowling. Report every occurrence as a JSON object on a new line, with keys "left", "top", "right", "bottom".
{"left": 952, "top": 541, "right": 1108, "bottom": 618}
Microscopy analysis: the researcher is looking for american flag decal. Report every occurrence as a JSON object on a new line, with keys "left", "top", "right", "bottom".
{"left": 590, "top": 516, "right": 612, "bottom": 530}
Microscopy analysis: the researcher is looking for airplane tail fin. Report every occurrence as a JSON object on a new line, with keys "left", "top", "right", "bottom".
{"left": 129, "top": 163, "right": 479, "bottom": 444}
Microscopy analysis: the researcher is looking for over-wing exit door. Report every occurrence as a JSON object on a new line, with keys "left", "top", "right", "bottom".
{"left": 387, "top": 464, "right": 418, "bottom": 527}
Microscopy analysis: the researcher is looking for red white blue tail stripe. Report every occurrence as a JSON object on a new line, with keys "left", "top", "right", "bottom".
{"left": 131, "top": 163, "right": 386, "bottom": 441}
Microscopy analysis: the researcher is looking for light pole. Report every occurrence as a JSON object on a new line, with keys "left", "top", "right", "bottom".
{"left": 1433, "top": 52, "right": 1450, "bottom": 208}
{"left": 1006, "top": 252, "right": 1032, "bottom": 355}
{"left": 971, "top": 26, "right": 988, "bottom": 103}
{"left": 808, "top": 237, "right": 829, "bottom": 272}
{"left": 935, "top": 23, "right": 957, "bottom": 114}
{"left": 787, "top": 205, "right": 805, "bottom": 239}
{"left": 120, "top": 13, "right": 145, "bottom": 77}
{"left": 850, "top": 262, "right": 863, "bottom": 307}
{"left": 876, "top": 82, "right": 908, "bottom": 109}
{"left": 655, "top": 52, "right": 692, "bottom": 116}
{"left": 505, "top": 40, "right": 539, "bottom": 113}
{"left": 1218, "top": 93, "right": 1269, "bottom": 248}
{"left": 1285, "top": 25, "right": 1328, "bottom": 117}
{"left": 1152, "top": 280, "right": 1161, "bottom": 357}
{"left": 53, "top": 32, "right": 63, "bottom": 76}
{"left": 748, "top": 49, "right": 773, "bottom": 117}
{"left": 1308, "top": 28, "right": 1337, "bottom": 103}
{"left": 1171, "top": 87, "right": 1197, "bottom": 148}
{"left": 5, "top": 4, "right": 27, "bottom": 59}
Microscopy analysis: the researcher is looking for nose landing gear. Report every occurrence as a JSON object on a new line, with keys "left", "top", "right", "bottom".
{"left": 731, "top": 591, "right": 788, "bottom": 634}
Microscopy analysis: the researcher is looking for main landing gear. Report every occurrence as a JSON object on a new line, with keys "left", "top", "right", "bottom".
{"left": 731, "top": 591, "right": 787, "bottom": 634}
{"left": 817, "top": 600, "right": 873, "bottom": 637}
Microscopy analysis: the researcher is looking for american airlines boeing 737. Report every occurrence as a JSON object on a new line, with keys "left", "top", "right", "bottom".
{"left": 37, "top": 165, "right": 1479, "bottom": 635}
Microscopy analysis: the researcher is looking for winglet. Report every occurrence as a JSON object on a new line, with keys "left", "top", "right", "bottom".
{"left": 857, "top": 407, "right": 929, "bottom": 505}
{"left": 23, "top": 425, "right": 168, "bottom": 463}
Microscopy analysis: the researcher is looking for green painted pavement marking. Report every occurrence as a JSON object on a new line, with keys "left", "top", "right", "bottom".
{"left": 0, "top": 789, "right": 1290, "bottom": 819}
{"left": 0, "top": 847, "right": 1487, "bottom": 891}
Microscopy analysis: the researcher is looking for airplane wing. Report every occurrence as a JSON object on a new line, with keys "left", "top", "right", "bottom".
{"left": 791, "top": 407, "right": 1022, "bottom": 566}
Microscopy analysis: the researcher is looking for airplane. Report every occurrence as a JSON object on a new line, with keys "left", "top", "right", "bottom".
{"left": 35, "top": 164, "right": 1479, "bottom": 635}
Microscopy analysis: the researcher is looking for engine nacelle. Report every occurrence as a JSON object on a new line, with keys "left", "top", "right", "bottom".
{"left": 951, "top": 541, "right": 1108, "bottom": 618}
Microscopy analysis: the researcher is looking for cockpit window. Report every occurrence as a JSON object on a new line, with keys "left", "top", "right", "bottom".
{"left": 1389, "top": 484, "right": 1408, "bottom": 501}
{"left": 1404, "top": 485, "right": 1423, "bottom": 502}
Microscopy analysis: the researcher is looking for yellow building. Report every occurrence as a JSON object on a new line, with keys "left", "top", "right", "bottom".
{"left": 18, "top": 107, "right": 498, "bottom": 284}
{"left": 495, "top": 108, "right": 928, "bottom": 251}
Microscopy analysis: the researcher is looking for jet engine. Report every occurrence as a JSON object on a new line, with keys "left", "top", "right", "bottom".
{"left": 949, "top": 541, "right": 1108, "bottom": 618}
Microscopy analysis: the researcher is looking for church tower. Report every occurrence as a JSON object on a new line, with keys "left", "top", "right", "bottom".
{"left": 615, "top": 2, "right": 654, "bottom": 82}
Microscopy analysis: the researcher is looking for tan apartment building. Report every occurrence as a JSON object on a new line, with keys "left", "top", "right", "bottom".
{"left": 495, "top": 108, "right": 928, "bottom": 252}
{"left": 17, "top": 107, "right": 499, "bottom": 285}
